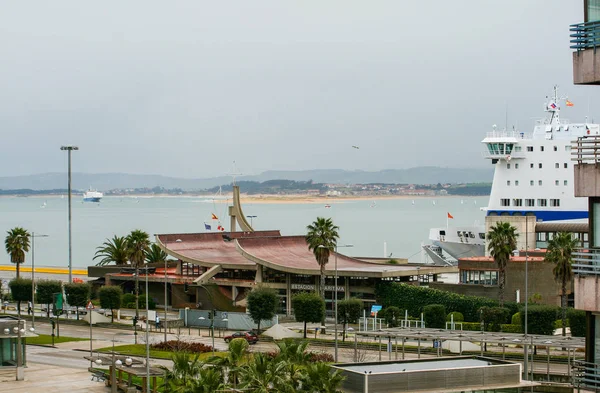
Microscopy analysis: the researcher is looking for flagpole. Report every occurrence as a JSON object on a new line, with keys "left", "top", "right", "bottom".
{"left": 446, "top": 213, "right": 449, "bottom": 229}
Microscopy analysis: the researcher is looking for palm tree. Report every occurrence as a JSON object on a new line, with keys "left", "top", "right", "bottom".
{"left": 126, "top": 230, "right": 151, "bottom": 321}
{"left": 208, "top": 338, "right": 249, "bottom": 387}
{"left": 274, "top": 340, "right": 311, "bottom": 365}
{"left": 486, "top": 221, "right": 518, "bottom": 306}
{"left": 306, "top": 217, "right": 339, "bottom": 303}
{"left": 145, "top": 243, "right": 168, "bottom": 264}
{"left": 5, "top": 227, "right": 30, "bottom": 279}
{"left": 545, "top": 231, "right": 578, "bottom": 336}
{"left": 301, "top": 362, "right": 345, "bottom": 393}
{"left": 238, "top": 353, "right": 287, "bottom": 393}
{"left": 93, "top": 236, "right": 129, "bottom": 266}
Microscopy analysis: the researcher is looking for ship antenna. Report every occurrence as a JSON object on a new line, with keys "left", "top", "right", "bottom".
{"left": 505, "top": 102, "right": 508, "bottom": 131}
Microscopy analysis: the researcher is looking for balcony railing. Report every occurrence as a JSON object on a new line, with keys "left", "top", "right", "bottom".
{"left": 573, "top": 249, "right": 600, "bottom": 276}
{"left": 570, "top": 21, "right": 600, "bottom": 51}
{"left": 573, "top": 360, "right": 600, "bottom": 390}
{"left": 572, "top": 136, "right": 600, "bottom": 164}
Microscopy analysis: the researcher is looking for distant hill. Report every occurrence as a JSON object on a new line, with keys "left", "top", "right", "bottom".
{"left": 0, "top": 167, "right": 493, "bottom": 192}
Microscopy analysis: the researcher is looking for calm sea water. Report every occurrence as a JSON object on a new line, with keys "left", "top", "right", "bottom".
{"left": 0, "top": 195, "right": 488, "bottom": 268}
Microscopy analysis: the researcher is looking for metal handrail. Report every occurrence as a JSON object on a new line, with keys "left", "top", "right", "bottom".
{"left": 573, "top": 360, "right": 600, "bottom": 389}
{"left": 572, "top": 136, "right": 600, "bottom": 164}
{"left": 570, "top": 21, "right": 600, "bottom": 51}
{"left": 572, "top": 249, "right": 600, "bottom": 275}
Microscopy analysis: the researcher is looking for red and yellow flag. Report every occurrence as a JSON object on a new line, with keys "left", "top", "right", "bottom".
{"left": 566, "top": 100, "right": 574, "bottom": 107}
{"left": 211, "top": 213, "right": 218, "bottom": 220}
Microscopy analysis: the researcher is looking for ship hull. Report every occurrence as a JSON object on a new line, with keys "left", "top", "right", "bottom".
{"left": 83, "top": 197, "right": 101, "bottom": 202}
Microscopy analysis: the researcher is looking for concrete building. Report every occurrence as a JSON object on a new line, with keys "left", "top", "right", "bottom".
{"left": 571, "top": 1, "right": 600, "bottom": 84}
{"left": 0, "top": 316, "right": 36, "bottom": 381}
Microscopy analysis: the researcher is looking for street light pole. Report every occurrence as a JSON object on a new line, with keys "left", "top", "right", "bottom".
{"left": 246, "top": 215, "right": 257, "bottom": 227}
{"left": 60, "top": 145, "right": 79, "bottom": 284}
{"left": 163, "top": 238, "right": 182, "bottom": 343}
{"left": 145, "top": 265, "right": 150, "bottom": 393}
{"left": 524, "top": 216, "right": 529, "bottom": 380}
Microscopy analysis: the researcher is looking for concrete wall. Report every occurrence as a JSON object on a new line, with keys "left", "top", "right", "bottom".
{"left": 574, "top": 164, "right": 600, "bottom": 197}
{"left": 485, "top": 216, "right": 536, "bottom": 256}
{"left": 573, "top": 50, "right": 600, "bottom": 85}
{"left": 575, "top": 275, "right": 600, "bottom": 312}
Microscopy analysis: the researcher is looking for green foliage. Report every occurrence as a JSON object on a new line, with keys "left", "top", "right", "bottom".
{"left": 64, "top": 283, "right": 90, "bottom": 307}
{"left": 568, "top": 309, "right": 586, "bottom": 337}
{"left": 292, "top": 292, "right": 325, "bottom": 338}
{"left": 122, "top": 293, "right": 136, "bottom": 305}
{"left": 375, "top": 282, "right": 498, "bottom": 322}
{"left": 521, "top": 305, "right": 559, "bottom": 335}
{"left": 500, "top": 324, "right": 523, "bottom": 333}
{"left": 246, "top": 285, "right": 278, "bottom": 333}
{"left": 479, "top": 307, "right": 510, "bottom": 332}
{"left": 93, "top": 235, "right": 129, "bottom": 266}
{"left": 423, "top": 304, "right": 446, "bottom": 328}
{"left": 511, "top": 312, "right": 522, "bottom": 326}
{"left": 36, "top": 280, "right": 62, "bottom": 317}
{"left": 381, "top": 306, "right": 403, "bottom": 327}
{"left": 306, "top": 217, "right": 340, "bottom": 305}
{"left": 337, "top": 298, "right": 363, "bottom": 324}
{"left": 5, "top": 227, "right": 30, "bottom": 278}
{"left": 446, "top": 312, "right": 464, "bottom": 322}
{"left": 145, "top": 243, "right": 168, "bottom": 264}
{"left": 98, "top": 286, "right": 123, "bottom": 322}
{"left": 126, "top": 230, "right": 151, "bottom": 269}
{"left": 486, "top": 222, "right": 518, "bottom": 306}
{"left": 124, "top": 294, "right": 156, "bottom": 310}
{"left": 9, "top": 278, "right": 32, "bottom": 302}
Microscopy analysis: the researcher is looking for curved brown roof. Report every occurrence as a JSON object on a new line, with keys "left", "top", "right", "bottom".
{"left": 155, "top": 231, "right": 281, "bottom": 269}
{"left": 236, "top": 236, "right": 435, "bottom": 277}
{"left": 535, "top": 222, "right": 588, "bottom": 233}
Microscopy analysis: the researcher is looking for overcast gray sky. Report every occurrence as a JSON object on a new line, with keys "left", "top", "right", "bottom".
{"left": 1, "top": 1, "right": 597, "bottom": 178}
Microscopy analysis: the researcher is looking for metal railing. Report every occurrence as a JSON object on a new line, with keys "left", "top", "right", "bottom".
{"left": 484, "top": 131, "right": 530, "bottom": 139}
{"left": 573, "top": 248, "right": 600, "bottom": 276}
{"left": 570, "top": 21, "right": 600, "bottom": 51}
{"left": 573, "top": 360, "right": 600, "bottom": 390}
{"left": 572, "top": 136, "right": 600, "bottom": 164}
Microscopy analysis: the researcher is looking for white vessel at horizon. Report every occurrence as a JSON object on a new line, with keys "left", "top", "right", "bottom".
{"left": 424, "top": 86, "right": 598, "bottom": 263}
{"left": 83, "top": 188, "right": 103, "bottom": 202}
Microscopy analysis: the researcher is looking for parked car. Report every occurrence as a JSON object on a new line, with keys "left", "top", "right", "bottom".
{"left": 224, "top": 331, "right": 258, "bottom": 344}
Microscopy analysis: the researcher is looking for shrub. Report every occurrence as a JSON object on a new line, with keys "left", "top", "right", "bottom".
{"left": 292, "top": 292, "right": 325, "bottom": 338}
{"left": 446, "top": 312, "right": 464, "bottom": 322}
{"left": 511, "top": 312, "right": 522, "bottom": 326}
{"left": 375, "top": 282, "right": 497, "bottom": 322}
{"left": 308, "top": 352, "right": 334, "bottom": 363}
{"left": 568, "top": 309, "right": 586, "bottom": 337}
{"left": 151, "top": 340, "right": 213, "bottom": 353}
{"left": 500, "top": 324, "right": 523, "bottom": 333}
{"left": 380, "top": 306, "right": 402, "bottom": 327}
{"left": 521, "top": 305, "right": 558, "bottom": 335}
{"left": 461, "top": 322, "right": 482, "bottom": 332}
{"left": 98, "top": 286, "right": 122, "bottom": 322}
{"left": 423, "top": 304, "right": 446, "bottom": 328}
{"left": 247, "top": 285, "right": 278, "bottom": 333}
{"left": 122, "top": 293, "right": 136, "bottom": 305}
{"left": 479, "top": 307, "right": 510, "bottom": 332}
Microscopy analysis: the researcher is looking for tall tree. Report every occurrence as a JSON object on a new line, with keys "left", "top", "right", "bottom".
{"left": 126, "top": 230, "right": 151, "bottom": 323}
{"left": 64, "top": 282, "right": 91, "bottom": 320}
{"left": 337, "top": 298, "right": 363, "bottom": 341}
{"left": 305, "top": 217, "right": 339, "bottom": 303}
{"left": 93, "top": 236, "right": 129, "bottom": 266}
{"left": 545, "top": 231, "right": 578, "bottom": 336}
{"left": 8, "top": 278, "right": 32, "bottom": 317}
{"left": 37, "top": 280, "right": 63, "bottom": 318}
{"left": 5, "top": 227, "right": 30, "bottom": 279}
{"left": 145, "top": 243, "right": 168, "bottom": 264}
{"left": 486, "top": 221, "right": 518, "bottom": 306}
{"left": 98, "top": 285, "right": 122, "bottom": 322}
{"left": 246, "top": 285, "right": 278, "bottom": 333}
{"left": 292, "top": 292, "right": 325, "bottom": 338}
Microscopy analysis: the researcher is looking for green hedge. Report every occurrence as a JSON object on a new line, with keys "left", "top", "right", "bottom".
{"left": 376, "top": 282, "right": 501, "bottom": 322}
{"left": 455, "top": 322, "right": 521, "bottom": 333}
{"left": 511, "top": 313, "right": 521, "bottom": 326}
{"left": 521, "top": 305, "right": 558, "bottom": 335}
{"left": 568, "top": 309, "right": 586, "bottom": 337}
{"left": 446, "top": 312, "right": 464, "bottom": 322}
{"left": 423, "top": 304, "right": 446, "bottom": 328}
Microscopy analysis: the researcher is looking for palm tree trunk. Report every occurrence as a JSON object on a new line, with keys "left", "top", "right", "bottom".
{"left": 303, "top": 321, "right": 307, "bottom": 338}
{"left": 16, "top": 262, "right": 20, "bottom": 279}
{"left": 320, "top": 264, "right": 326, "bottom": 333}
{"left": 135, "top": 265, "right": 139, "bottom": 321}
{"left": 561, "top": 279, "right": 567, "bottom": 337}
{"left": 498, "top": 265, "right": 505, "bottom": 306}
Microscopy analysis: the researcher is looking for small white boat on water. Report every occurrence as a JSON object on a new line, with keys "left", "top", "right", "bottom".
{"left": 83, "top": 188, "right": 103, "bottom": 202}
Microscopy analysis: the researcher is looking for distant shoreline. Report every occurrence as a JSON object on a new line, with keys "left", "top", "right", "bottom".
{"left": 1, "top": 193, "right": 488, "bottom": 204}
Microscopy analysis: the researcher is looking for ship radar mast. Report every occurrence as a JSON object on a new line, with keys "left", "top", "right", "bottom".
{"left": 545, "top": 85, "right": 570, "bottom": 125}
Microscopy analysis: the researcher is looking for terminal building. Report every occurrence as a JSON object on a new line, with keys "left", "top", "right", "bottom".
{"left": 99, "top": 186, "right": 457, "bottom": 314}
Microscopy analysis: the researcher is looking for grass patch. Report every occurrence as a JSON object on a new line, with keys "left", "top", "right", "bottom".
{"left": 96, "top": 344, "right": 225, "bottom": 361}
{"left": 27, "top": 334, "right": 89, "bottom": 345}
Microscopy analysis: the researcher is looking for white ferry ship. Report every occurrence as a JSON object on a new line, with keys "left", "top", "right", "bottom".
{"left": 83, "top": 188, "right": 103, "bottom": 202}
{"left": 424, "top": 87, "right": 598, "bottom": 264}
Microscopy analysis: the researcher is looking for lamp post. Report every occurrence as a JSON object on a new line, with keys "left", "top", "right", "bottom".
{"left": 524, "top": 216, "right": 529, "bottom": 380}
{"left": 246, "top": 215, "right": 257, "bottom": 227}
{"left": 60, "top": 145, "right": 78, "bottom": 284}
{"left": 144, "top": 264, "right": 150, "bottom": 393}
{"left": 30, "top": 232, "right": 48, "bottom": 329}
{"left": 110, "top": 332, "right": 128, "bottom": 393}
{"left": 163, "top": 238, "right": 182, "bottom": 343}
{"left": 319, "top": 243, "right": 353, "bottom": 362}
{"left": 14, "top": 324, "right": 27, "bottom": 381}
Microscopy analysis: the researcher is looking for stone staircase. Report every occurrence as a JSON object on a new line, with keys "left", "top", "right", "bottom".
{"left": 0, "top": 367, "right": 15, "bottom": 383}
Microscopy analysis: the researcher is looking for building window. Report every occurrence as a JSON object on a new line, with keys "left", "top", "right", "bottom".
{"left": 513, "top": 198, "right": 523, "bottom": 207}
{"left": 530, "top": 180, "right": 534, "bottom": 186}
{"left": 515, "top": 180, "right": 519, "bottom": 186}
{"left": 538, "top": 199, "right": 548, "bottom": 207}
{"left": 507, "top": 163, "right": 511, "bottom": 169}
{"left": 555, "top": 163, "right": 559, "bottom": 169}
{"left": 554, "top": 146, "right": 558, "bottom": 151}
{"left": 507, "top": 180, "right": 511, "bottom": 186}
{"left": 540, "top": 146, "right": 545, "bottom": 152}
{"left": 564, "top": 180, "right": 568, "bottom": 186}
{"left": 539, "top": 163, "right": 543, "bottom": 169}
{"left": 527, "top": 146, "right": 534, "bottom": 152}
{"left": 587, "top": 0, "right": 600, "bottom": 22}
{"left": 526, "top": 199, "right": 535, "bottom": 207}
{"left": 530, "top": 163, "right": 534, "bottom": 169}
{"left": 564, "top": 163, "right": 568, "bottom": 169}
{"left": 550, "top": 199, "right": 560, "bottom": 207}
{"left": 566, "top": 145, "right": 572, "bottom": 152}
{"left": 539, "top": 180, "right": 543, "bottom": 186}
{"left": 555, "top": 180, "right": 559, "bottom": 186}
{"left": 501, "top": 199, "right": 510, "bottom": 207}
{"left": 515, "top": 163, "right": 519, "bottom": 169}
{"left": 515, "top": 146, "right": 522, "bottom": 152}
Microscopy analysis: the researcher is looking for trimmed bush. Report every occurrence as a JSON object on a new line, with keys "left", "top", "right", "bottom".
{"left": 511, "top": 312, "right": 522, "bottom": 326}
{"left": 446, "top": 312, "right": 464, "bottom": 322}
{"left": 479, "top": 307, "right": 510, "bottom": 332}
{"left": 98, "top": 286, "right": 122, "bottom": 322}
{"left": 568, "top": 309, "right": 586, "bottom": 337}
{"left": 151, "top": 340, "right": 213, "bottom": 353}
{"left": 500, "top": 324, "right": 523, "bottom": 333}
{"left": 122, "top": 293, "right": 136, "bottom": 305}
{"left": 376, "top": 282, "right": 497, "bottom": 322}
{"left": 423, "top": 304, "right": 446, "bottom": 328}
{"left": 521, "top": 305, "right": 558, "bottom": 335}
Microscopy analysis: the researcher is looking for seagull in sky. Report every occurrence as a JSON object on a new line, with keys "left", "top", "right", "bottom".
{"left": 352, "top": 145, "right": 359, "bottom": 149}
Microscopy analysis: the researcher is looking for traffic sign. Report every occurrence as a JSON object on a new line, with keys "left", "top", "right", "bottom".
{"left": 86, "top": 301, "right": 94, "bottom": 310}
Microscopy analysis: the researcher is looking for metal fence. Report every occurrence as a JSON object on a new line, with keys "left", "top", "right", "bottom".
{"left": 570, "top": 21, "right": 600, "bottom": 51}
{"left": 573, "top": 249, "right": 600, "bottom": 276}
{"left": 572, "top": 136, "right": 600, "bottom": 164}
{"left": 573, "top": 360, "right": 600, "bottom": 391}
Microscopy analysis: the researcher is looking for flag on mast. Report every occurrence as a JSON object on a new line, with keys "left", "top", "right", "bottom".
{"left": 211, "top": 213, "right": 218, "bottom": 220}
{"left": 447, "top": 212, "right": 454, "bottom": 219}
{"left": 566, "top": 100, "right": 574, "bottom": 107}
